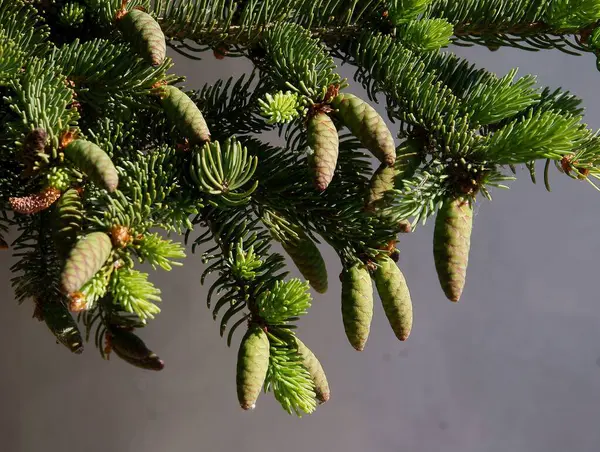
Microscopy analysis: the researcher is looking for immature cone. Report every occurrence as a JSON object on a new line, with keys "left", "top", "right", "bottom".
{"left": 236, "top": 324, "right": 270, "bottom": 410}
{"left": 341, "top": 263, "right": 374, "bottom": 351}
{"left": 160, "top": 85, "right": 210, "bottom": 144}
{"left": 282, "top": 230, "right": 328, "bottom": 294}
{"left": 373, "top": 255, "right": 413, "bottom": 341}
{"left": 307, "top": 111, "right": 339, "bottom": 191}
{"left": 331, "top": 93, "right": 395, "bottom": 166}
{"left": 295, "top": 337, "right": 330, "bottom": 403}
{"left": 9, "top": 187, "right": 61, "bottom": 214}
{"left": 63, "top": 140, "right": 118, "bottom": 192}
{"left": 60, "top": 232, "right": 112, "bottom": 294}
{"left": 112, "top": 346, "right": 165, "bottom": 371}
{"left": 433, "top": 197, "right": 473, "bottom": 302}
{"left": 52, "top": 188, "right": 83, "bottom": 257}
{"left": 118, "top": 9, "right": 166, "bottom": 66}
{"left": 36, "top": 298, "right": 84, "bottom": 354}
{"left": 109, "top": 327, "right": 164, "bottom": 371}
{"left": 365, "top": 138, "right": 422, "bottom": 209}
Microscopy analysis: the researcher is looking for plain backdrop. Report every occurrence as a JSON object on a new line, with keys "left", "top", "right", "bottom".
{"left": 2, "top": 40, "right": 600, "bottom": 452}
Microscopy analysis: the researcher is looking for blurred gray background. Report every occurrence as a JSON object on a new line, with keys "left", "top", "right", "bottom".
{"left": 2, "top": 42, "right": 600, "bottom": 452}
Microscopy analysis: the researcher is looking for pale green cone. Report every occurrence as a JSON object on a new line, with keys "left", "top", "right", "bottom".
{"left": 295, "top": 337, "right": 330, "bottom": 403}
{"left": 341, "top": 263, "right": 373, "bottom": 351}
{"left": 433, "top": 197, "right": 473, "bottom": 302}
{"left": 373, "top": 255, "right": 413, "bottom": 341}
{"left": 307, "top": 111, "right": 339, "bottom": 191}
{"left": 236, "top": 324, "right": 270, "bottom": 410}
{"left": 331, "top": 93, "right": 395, "bottom": 166}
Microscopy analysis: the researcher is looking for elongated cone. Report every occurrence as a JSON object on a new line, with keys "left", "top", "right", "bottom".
{"left": 118, "top": 9, "right": 166, "bottom": 66}
{"left": 109, "top": 327, "right": 155, "bottom": 360}
{"left": 282, "top": 230, "right": 328, "bottom": 294}
{"left": 160, "top": 85, "right": 210, "bottom": 144}
{"left": 236, "top": 324, "right": 270, "bottom": 410}
{"left": 63, "top": 140, "right": 118, "bottom": 192}
{"left": 112, "top": 346, "right": 164, "bottom": 371}
{"left": 307, "top": 112, "right": 339, "bottom": 191}
{"left": 60, "top": 232, "right": 112, "bottom": 294}
{"left": 53, "top": 188, "right": 83, "bottom": 258}
{"left": 331, "top": 93, "right": 395, "bottom": 166}
{"left": 341, "top": 263, "right": 373, "bottom": 351}
{"left": 433, "top": 197, "right": 473, "bottom": 302}
{"left": 373, "top": 255, "right": 413, "bottom": 341}
{"left": 109, "top": 327, "right": 164, "bottom": 370}
{"left": 366, "top": 138, "right": 422, "bottom": 209}
{"left": 295, "top": 337, "right": 330, "bottom": 403}
{"left": 37, "top": 299, "right": 84, "bottom": 354}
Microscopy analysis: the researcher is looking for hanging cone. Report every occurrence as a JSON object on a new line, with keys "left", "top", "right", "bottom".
{"left": 109, "top": 327, "right": 164, "bottom": 370}
{"left": 236, "top": 324, "right": 270, "bottom": 410}
{"left": 373, "top": 255, "right": 413, "bottom": 341}
{"left": 307, "top": 111, "right": 339, "bottom": 191}
{"left": 282, "top": 230, "right": 328, "bottom": 294}
{"left": 433, "top": 197, "right": 473, "bottom": 302}
{"left": 365, "top": 138, "right": 422, "bottom": 209}
{"left": 60, "top": 232, "right": 112, "bottom": 294}
{"left": 295, "top": 337, "right": 330, "bottom": 403}
{"left": 331, "top": 93, "right": 395, "bottom": 166}
{"left": 35, "top": 298, "right": 84, "bottom": 354}
{"left": 63, "top": 140, "right": 118, "bottom": 192}
{"left": 118, "top": 8, "right": 166, "bottom": 66}
{"left": 160, "top": 85, "right": 210, "bottom": 144}
{"left": 341, "top": 263, "right": 374, "bottom": 351}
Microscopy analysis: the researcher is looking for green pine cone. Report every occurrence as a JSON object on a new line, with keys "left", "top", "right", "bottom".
{"left": 307, "top": 111, "right": 339, "bottom": 191}
{"left": 295, "top": 337, "right": 330, "bottom": 404}
{"left": 366, "top": 138, "right": 422, "bottom": 209}
{"left": 53, "top": 188, "right": 83, "bottom": 258}
{"left": 63, "top": 140, "right": 118, "bottom": 193}
{"left": 341, "top": 263, "right": 373, "bottom": 351}
{"left": 38, "top": 299, "right": 84, "bottom": 354}
{"left": 373, "top": 255, "right": 413, "bottom": 341}
{"left": 60, "top": 232, "right": 112, "bottom": 294}
{"left": 331, "top": 93, "right": 396, "bottom": 166}
{"left": 433, "top": 197, "right": 473, "bottom": 302}
{"left": 160, "top": 85, "right": 210, "bottom": 144}
{"left": 112, "top": 345, "right": 164, "bottom": 371}
{"left": 118, "top": 9, "right": 166, "bottom": 66}
{"left": 282, "top": 230, "right": 328, "bottom": 294}
{"left": 236, "top": 324, "right": 270, "bottom": 410}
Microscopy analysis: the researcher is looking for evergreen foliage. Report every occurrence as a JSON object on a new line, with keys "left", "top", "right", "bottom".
{"left": 3, "top": 0, "right": 600, "bottom": 415}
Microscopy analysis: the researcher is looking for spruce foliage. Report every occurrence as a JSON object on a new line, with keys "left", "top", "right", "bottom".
{"left": 3, "top": 0, "right": 600, "bottom": 415}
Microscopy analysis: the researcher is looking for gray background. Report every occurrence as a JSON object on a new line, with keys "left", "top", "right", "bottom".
{"left": 2, "top": 43, "right": 600, "bottom": 452}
